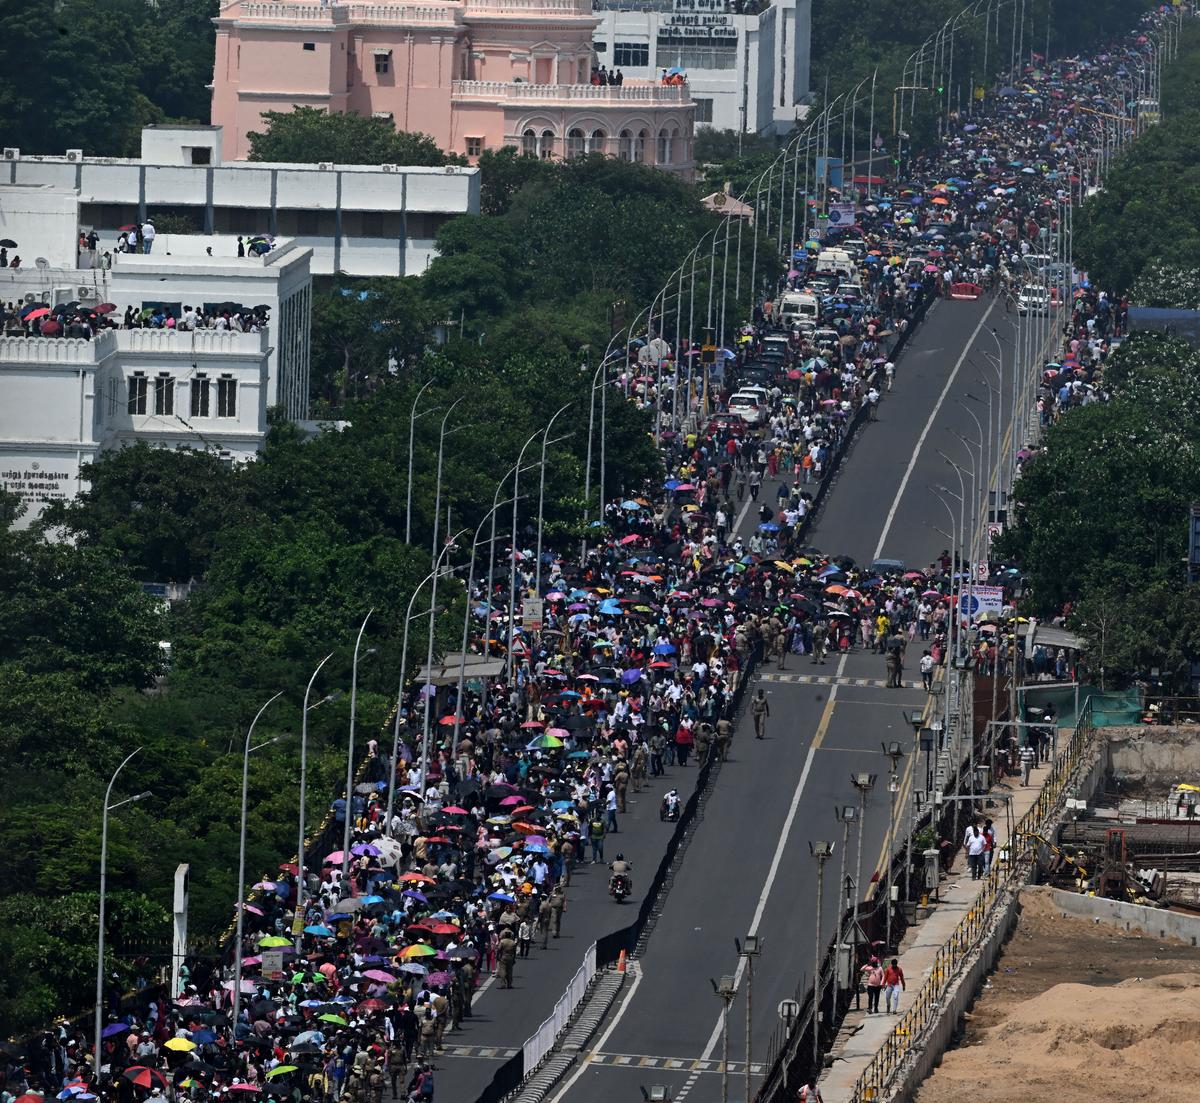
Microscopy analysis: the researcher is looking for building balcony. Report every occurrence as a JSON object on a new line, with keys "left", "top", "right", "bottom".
{"left": 451, "top": 78, "right": 691, "bottom": 106}
{"left": 231, "top": 1, "right": 463, "bottom": 27}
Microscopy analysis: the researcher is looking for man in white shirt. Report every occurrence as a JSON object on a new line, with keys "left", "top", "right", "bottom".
{"left": 141, "top": 220, "right": 156, "bottom": 254}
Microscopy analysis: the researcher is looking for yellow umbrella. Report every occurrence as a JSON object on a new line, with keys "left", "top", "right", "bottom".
{"left": 773, "top": 561, "right": 796, "bottom": 573}
{"left": 165, "top": 1038, "right": 197, "bottom": 1052}
{"left": 266, "top": 1066, "right": 299, "bottom": 1079}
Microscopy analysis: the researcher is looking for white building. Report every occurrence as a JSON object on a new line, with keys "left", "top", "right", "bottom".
{"left": 0, "top": 182, "right": 314, "bottom": 421}
{"left": 0, "top": 328, "right": 270, "bottom": 525}
{"left": 1, "top": 125, "right": 481, "bottom": 278}
{"left": 592, "top": 0, "right": 810, "bottom": 134}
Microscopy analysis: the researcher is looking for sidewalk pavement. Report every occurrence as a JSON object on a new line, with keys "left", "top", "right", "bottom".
{"left": 820, "top": 757, "right": 1055, "bottom": 1101}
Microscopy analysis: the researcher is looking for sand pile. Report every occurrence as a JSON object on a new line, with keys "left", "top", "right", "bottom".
{"left": 915, "top": 888, "right": 1200, "bottom": 1103}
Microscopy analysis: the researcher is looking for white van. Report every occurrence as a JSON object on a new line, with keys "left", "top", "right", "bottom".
{"left": 815, "top": 248, "right": 855, "bottom": 280}
{"left": 780, "top": 291, "right": 820, "bottom": 327}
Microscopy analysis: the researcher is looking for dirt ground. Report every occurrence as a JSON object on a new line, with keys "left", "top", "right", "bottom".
{"left": 914, "top": 886, "right": 1200, "bottom": 1103}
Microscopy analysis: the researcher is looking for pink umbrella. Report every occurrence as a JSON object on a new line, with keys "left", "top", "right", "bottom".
{"left": 242, "top": 903, "right": 264, "bottom": 916}
{"left": 619, "top": 534, "right": 641, "bottom": 545}
{"left": 442, "top": 806, "right": 469, "bottom": 815}
{"left": 324, "top": 851, "right": 345, "bottom": 865}
{"left": 363, "top": 969, "right": 396, "bottom": 983}
{"left": 500, "top": 795, "right": 524, "bottom": 806}
{"left": 229, "top": 1087, "right": 261, "bottom": 1094}
{"left": 546, "top": 728, "right": 569, "bottom": 739}
{"left": 242, "top": 956, "right": 262, "bottom": 966}
{"left": 520, "top": 720, "right": 543, "bottom": 729}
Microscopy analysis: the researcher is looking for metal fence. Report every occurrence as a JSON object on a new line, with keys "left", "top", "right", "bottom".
{"left": 523, "top": 944, "right": 598, "bottom": 1071}
{"left": 846, "top": 703, "right": 1097, "bottom": 1103}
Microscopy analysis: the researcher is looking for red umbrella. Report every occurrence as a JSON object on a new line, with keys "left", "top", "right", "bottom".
{"left": 519, "top": 720, "right": 543, "bottom": 729}
{"left": 24, "top": 307, "right": 50, "bottom": 321}
{"left": 39, "top": 320, "right": 62, "bottom": 336}
{"left": 123, "top": 1068, "right": 169, "bottom": 1091}
{"left": 118, "top": 224, "right": 138, "bottom": 231}
{"left": 95, "top": 303, "right": 116, "bottom": 313}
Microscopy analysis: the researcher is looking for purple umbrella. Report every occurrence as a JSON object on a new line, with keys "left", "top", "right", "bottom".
{"left": 424, "top": 971, "right": 453, "bottom": 987}
{"left": 621, "top": 668, "right": 643, "bottom": 685}
{"left": 102, "top": 1023, "right": 131, "bottom": 1039}
{"left": 402, "top": 890, "right": 429, "bottom": 904}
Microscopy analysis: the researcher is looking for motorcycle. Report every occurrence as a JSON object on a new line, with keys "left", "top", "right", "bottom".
{"left": 609, "top": 873, "right": 632, "bottom": 903}
{"left": 660, "top": 795, "right": 681, "bottom": 822}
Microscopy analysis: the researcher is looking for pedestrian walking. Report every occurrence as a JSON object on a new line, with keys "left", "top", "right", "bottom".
{"left": 883, "top": 957, "right": 906, "bottom": 1013}
{"left": 1019, "top": 741, "right": 1037, "bottom": 785}
{"left": 964, "top": 823, "right": 986, "bottom": 879}
{"left": 497, "top": 931, "right": 518, "bottom": 988}
{"left": 751, "top": 688, "right": 769, "bottom": 739}
{"left": 862, "top": 957, "right": 884, "bottom": 1013}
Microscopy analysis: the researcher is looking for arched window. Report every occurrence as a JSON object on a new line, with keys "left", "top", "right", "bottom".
{"left": 567, "top": 128, "right": 586, "bottom": 158}
{"left": 634, "top": 128, "right": 648, "bottom": 162}
{"left": 589, "top": 129, "right": 606, "bottom": 155}
{"left": 657, "top": 126, "right": 675, "bottom": 164}
{"left": 618, "top": 129, "right": 633, "bottom": 161}
{"left": 522, "top": 128, "right": 537, "bottom": 157}
{"left": 540, "top": 129, "right": 555, "bottom": 159}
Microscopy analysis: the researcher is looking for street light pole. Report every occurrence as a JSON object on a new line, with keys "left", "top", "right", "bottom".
{"left": 405, "top": 377, "right": 438, "bottom": 544}
{"left": 534, "top": 405, "right": 573, "bottom": 597}
{"left": 810, "top": 840, "right": 834, "bottom": 1068}
{"left": 849, "top": 773, "right": 875, "bottom": 986}
{"left": 297, "top": 653, "right": 335, "bottom": 948}
{"left": 735, "top": 937, "right": 762, "bottom": 1103}
{"left": 342, "top": 610, "right": 374, "bottom": 882}
{"left": 834, "top": 805, "right": 856, "bottom": 1005}
{"left": 234, "top": 692, "right": 285, "bottom": 1031}
{"left": 508, "top": 429, "right": 548, "bottom": 686}
{"left": 95, "top": 749, "right": 150, "bottom": 1079}
{"left": 710, "top": 977, "right": 737, "bottom": 1103}
{"left": 882, "top": 742, "right": 904, "bottom": 954}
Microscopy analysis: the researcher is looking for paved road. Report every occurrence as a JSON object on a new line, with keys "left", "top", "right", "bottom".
{"left": 548, "top": 293, "right": 1019, "bottom": 1103}
{"left": 425, "top": 294, "right": 1019, "bottom": 1103}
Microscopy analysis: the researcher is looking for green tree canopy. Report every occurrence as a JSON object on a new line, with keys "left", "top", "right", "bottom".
{"left": 247, "top": 107, "right": 455, "bottom": 166}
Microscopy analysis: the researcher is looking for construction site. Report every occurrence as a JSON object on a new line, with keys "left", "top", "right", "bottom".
{"left": 914, "top": 886, "right": 1200, "bottom": 1103}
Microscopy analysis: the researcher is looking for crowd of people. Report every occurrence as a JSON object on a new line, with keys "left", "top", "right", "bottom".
{"left": 0, "top": 300, "right": 270, "bottom": 339}
{"left": 0, "top": 9, "right": 1175, "bottom": 1103}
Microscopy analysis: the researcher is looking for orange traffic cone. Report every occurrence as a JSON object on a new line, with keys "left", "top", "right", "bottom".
{"left": 617, "top": 950, "right": 627, "bottom": 973}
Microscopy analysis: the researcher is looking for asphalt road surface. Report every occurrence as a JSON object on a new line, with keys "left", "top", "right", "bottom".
{"left": 546, "top": 293, "right": 1019, "bottom": 1103}
{"left": 425, "top": 293, "right": 1019, "bottom": 1103}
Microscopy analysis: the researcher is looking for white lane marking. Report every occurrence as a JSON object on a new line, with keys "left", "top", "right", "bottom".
{"left": 871, "top": 296, "right": 999, "bottom": 560}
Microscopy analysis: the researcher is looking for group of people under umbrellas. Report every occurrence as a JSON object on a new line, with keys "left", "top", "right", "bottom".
{"left": 2, "top": 11, "right": 1174, "bottom": 1103}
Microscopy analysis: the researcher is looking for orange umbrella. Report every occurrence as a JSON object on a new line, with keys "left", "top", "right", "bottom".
{"left": 511, "top": 821, "right": 540, "bottom": 834}
{"left": 399, "top": 872, "right": 436, "bottom": 884}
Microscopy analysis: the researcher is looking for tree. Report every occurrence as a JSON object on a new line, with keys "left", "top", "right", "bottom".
{"left": 247, "top": 107, "right": 455, "bottom": 166}
{"left": 41, "top": 443, "right": 244, "bottom": 582}
{"left": 476, "top": 147, "right": 551, "bottom": 216}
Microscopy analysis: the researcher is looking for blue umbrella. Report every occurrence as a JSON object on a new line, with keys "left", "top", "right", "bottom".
{"left": 360, "top": 895, "right": 384, "bottom": 905}
{"left": 552, "top": 800, "right": 574, "bottom": 809}
{"left": 403, "top": 889, "right": 429, "bottom": 903}
{"left": 598, "top": 599, "right": 623, "bottom": 615}
{"left": 524, "top": 843, "right": 551, "bottom": 855}
{"left": 653, "top": 641, "right": 676, "bottom": 654}
{"left": 102, "top": 1023, "right": 131, "bottom": 1039}
{"left": 664, "top": 478, "right": 683, "bottom": 490}
{"left": 568, "top": 750, "right": 591, "bottom": 759}
{"left": 191, "top": 1030, "right": 218, "bottom": 1045}
{"left": 620, "top": 500, "right": 642, "bottom": 510}
{"left": 488, "top": 892, "right": 516, "bottom": 903}
{"left": 304, "top": 924, "right": 334, "bottom": 937}
{"left": 621, "top": 668, "right": 643, "bottom": 684}
{"left": 758, "top": 522, "right": 780, "bottom": 532}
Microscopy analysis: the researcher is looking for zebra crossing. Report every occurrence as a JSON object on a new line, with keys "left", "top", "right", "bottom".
{"left": 585, "top": 1052, "right": 767, "bottom": 1074}
{"left": 439, "top": 1044, "right": 520, "bottom": 1060}
{"left": 760, "top": 672, "right": 924, "bottom": 691}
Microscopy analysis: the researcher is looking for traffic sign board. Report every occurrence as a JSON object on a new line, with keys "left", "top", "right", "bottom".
{"left": 778, "top": 999, "right": 800, "bottom": 1023}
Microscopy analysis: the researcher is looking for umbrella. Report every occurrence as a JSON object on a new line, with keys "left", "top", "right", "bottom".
{"left": 293, "top": 1030, "right": 326, "bottom": 1045}
{"left": 304, "top": 924, "right": 334, "bottom": 937}
{"left": 526, "top": 734, "right": 564, "bottom": 750}
{"left": 317, "top": 1013, "right": 349, "bottom": 1026}
{"left": 102, "top": 1023, "right": 131, "bottom": 1039}
{"left": 123, "top": 1070, "right": 169, "bottom": 1091}
{"left": 363, "top": 969, "right": 396, "bottom": 983}
{"left": 0, "top": 239, "right": 16, "bottom": 248}
{"left": 258, "top": 936, "right": 291, "bottom": 947}
{"left": 164, "top": 1038, "right": 197, "bottom": 1052}
{"left": 265, "top": 1067, "right": 298, "bottom": 1080}
{"left": 24, "top": 307, "right": 50, "bottom": 321}
{"left": 400, "top": 944, "right": 437, "bottom": 959}
{"left": 488, "top": 891, "right": 517, "bottom": 903}
{"left": 228, "top": 1088, "right": 261, "bottom": 1094}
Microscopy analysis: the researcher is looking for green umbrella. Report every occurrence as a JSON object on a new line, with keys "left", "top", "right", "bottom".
{"left": 266, "top": 1067, "right": 299, "bottom": 1079}
{"left": 317, "top": 1014, "right": 348, "bottom": 1026}
{"left": 258, "top": 936, "right": 291, "bottom": 948}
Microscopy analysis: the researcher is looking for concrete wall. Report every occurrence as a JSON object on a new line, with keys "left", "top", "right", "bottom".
{"left": 1048, "top": 888, "right": 1200, "bottom": 947}
{"left": 0, "top": 184, "right": 81, "bottom": 268}
{"left": 1105, "top": 725, "right": 1200, "bottom": 786}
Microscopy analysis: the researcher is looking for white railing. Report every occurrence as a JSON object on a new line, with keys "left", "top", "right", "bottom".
{"left": 522, "top": 942, "right": 597, "bottom": 1072}
{"left": 237, "top": 2, "right": 333, "bottom": 20}
{"left": 117, "top": 328, "right": 270, "bottom": 355}
{"left": 237, "top": 1, "right": 461, "bottom": 23}
{"left": 467, "top": 0, "right": 591, "bottom": 12}
{"left": 451, "top": 79, "right": 690, "bottom": 104}
{"left": 0, "top": 330, "right": 116, "bottom": 365}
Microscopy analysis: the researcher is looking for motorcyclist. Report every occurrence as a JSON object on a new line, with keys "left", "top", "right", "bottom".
{"left": 661, "top": 788, "right": 681, "bottom": 819}
{"left": 609, "top": 853, "right": 633, "bottom": 895}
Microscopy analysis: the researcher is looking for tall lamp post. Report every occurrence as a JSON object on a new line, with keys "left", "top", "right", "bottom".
{"left": 902, "top": 711, "right": 928, "bottom": 910}
{"left": 834, "top": 804, "right": 856, "bottom": 1005}
{"left": 405, "top": 377, "right": 438, "bottom": 544}
{"left": 234, "top": 692, "right": 286, "bottom": 1031}
{"left": 342, "top": 610, "right": 375, "bottom": 881}
{"left": 533, "top": 404, "right": 573, "bottom": 597}
{"left": 849, "top": 772, "right": 876, "bottom": 981}
{"left": 296, "top": 653, "right": 335, "bottom": 949}
{"left": 710, "top": 976, "right": 737, "bottom": 1103}
{"left": 810, "top": 840, "right": 834, "bottom": 1068}
{"left": 95, "top": 749, "right": 151, "bottom": 1078}
{"left": 735, "top": 936, "right": 762, "bottom": 1103}
{"left": 882, "top": 741, "right": 905, "bottom": 954}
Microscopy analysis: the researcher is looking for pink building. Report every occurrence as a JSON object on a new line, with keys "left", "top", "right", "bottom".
{"left": 210, "top": 0, "right": 695, "bottom": 173}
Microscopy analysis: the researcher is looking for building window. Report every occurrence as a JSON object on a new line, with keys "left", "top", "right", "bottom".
{"left": 655, "top": 40, "right": 737, "bottom": 70}
{"left": 588, "top": 129, "right": 606, "bottom": 155}
{"left": 154, "top": 373, "right": 174, "bottom": 416}
{"left": 303, "top": 42, "right": 316, "bottom": 51}
{"left": 217, "top": 375, "right": 237, "bottom": 418}
{"left": 693, "top": 97, "right": 714, "bottom": 124}
{"left": 522, "top": 129, "right": 538, "bottom": 157}
{"left": 618, "top": 129, "right": 633, "bottom": 161}
{"left": 191, "top": 375, "right": 210, "bottom": 418}
{"left": 613, "top": 41, "right": 650, "bottom": 68}
{"left": 540, "top": 129, "right": 555, "bottom": 159}
{"left": 189, "top": 147, "right": 212, "bottom": 165}
{"left": 567, "top": 128, "right": 585, "bottom": 158}
{"left": 127, "top": 372, "right": 147, "bottom": 416}
{"left": 374, "top": 52, "right": 390, "bottom": 74}
{"left": 466, "top": 136, "right": 483, "bottom": 157}
{"left": 657, "top": 127, "right": 675, "bottom": 164}
{"left": 635, "top": 128, "right": 648, "bottom": 162}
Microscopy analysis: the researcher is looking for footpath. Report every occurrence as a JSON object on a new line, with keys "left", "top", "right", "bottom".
{"left": 819, "top": 752, "right": 1066, "bottom": 1103}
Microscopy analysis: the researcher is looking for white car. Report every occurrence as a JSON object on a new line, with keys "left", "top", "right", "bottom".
{"left": 728, "top": 392, "right": 765, "bottom": 426}
{"left": 1017, "top": 284, "right": 1050, "bottom": 316}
